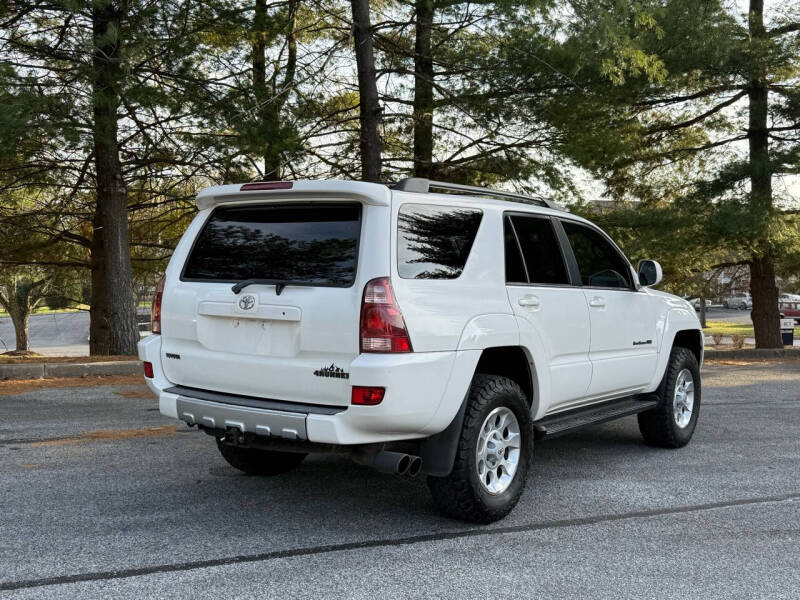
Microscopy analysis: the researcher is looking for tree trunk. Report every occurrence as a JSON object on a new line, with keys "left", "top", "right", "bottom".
{"left": 89, "top": 0, "right": 138, "bottom": 356}
{"left": 747, "top": 0, "right": 782, "bottom": 348}
{"left": 252, "top": 0, "right": 297, "bottom": 180}
{"left": 750, "top": 256, "right": 781, "bottom": 347}
{"left": 252, "top": 0, "right": 275, "bottom": 179}
{"left": 698, "top": 294, "right": 707, "bottom": 329}
{"left": 10, "top": 307, "right": 30, "bottom": 352}
{"left": 350, "top": 0, "right": 382, "bottom": 182}
{"left": 413, "top": 0, "right": 434, "bottom": 178}
{"left": 0, "top": 277, "right": 35, "bottom": 353}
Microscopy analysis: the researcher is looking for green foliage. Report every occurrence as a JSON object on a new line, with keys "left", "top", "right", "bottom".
{"left": 494, "top": 0, "right": 800, "bottom": 306}
{"left": 0, "top": 0, "right": 798, "bottom": 347}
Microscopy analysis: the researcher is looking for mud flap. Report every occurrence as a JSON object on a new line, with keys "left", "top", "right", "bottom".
{"left": 419, "top": 392, "right": 468, "bottom": 477}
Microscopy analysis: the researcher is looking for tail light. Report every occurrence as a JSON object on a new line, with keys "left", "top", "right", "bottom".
{"left": 240, "top": 181, "right": 293, "bottom": 191}
{"left": 143, "top": 361, "right": 154, "bottom": 378}
{"left": 351, "top": 386, "right": 385, "bottom": 405}
{"left": 151, "top": 276, "right": 165, "bottom": 334}
{"left": 359, "top": 277, "right": 412, "bottom": 353}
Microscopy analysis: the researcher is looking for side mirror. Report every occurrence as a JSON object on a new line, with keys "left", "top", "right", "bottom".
{"left": 637, "top": 260, "right": 662, "bottom": 287}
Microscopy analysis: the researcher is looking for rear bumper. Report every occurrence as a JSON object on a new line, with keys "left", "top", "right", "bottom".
{"left": 176, "top": 396, "right": 313, "bottom": 440}
{"left": 137, "top": 335, "right": 476, "bottom": 445}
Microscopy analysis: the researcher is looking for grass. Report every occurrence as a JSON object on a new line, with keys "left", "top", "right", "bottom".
{"left": 703, "top": 320, "right": 800, "bottom": 339}
{"left": 0, "top": 305, "right": 90, "bottom": 318}
{"left": 0, "top": 354, "right": 137, "bottom": 364}
{"left": 1, "top": 302, "right": 149, "bottom": 318}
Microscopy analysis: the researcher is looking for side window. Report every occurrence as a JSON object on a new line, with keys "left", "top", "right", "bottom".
{"left": 561, "top": 221, "right": 632, "bottom": 289}
{"left": 397, "top": 204, "right": 483, "bottom": 279}
{"left": 506, "top": 215, "right": 569, "bottom": 285}
{"left": 504, "top": 217, "right": 527, "bottom": 283}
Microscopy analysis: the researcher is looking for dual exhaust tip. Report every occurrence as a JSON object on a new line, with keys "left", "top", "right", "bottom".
{"left": 372, "top": 450, "right": 422, "bottom": 478}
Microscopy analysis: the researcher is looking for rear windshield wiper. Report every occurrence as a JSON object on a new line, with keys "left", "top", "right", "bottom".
{"left": 231, "top": 279, "right": 287, "bottom": 295}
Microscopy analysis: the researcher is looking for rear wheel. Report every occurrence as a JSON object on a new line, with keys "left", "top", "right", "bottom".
{"left": 427, "top": 374, "right": 533, "bottom": 523}
{"left": 638, "top": 346, "right": 701, "bottom": 448}
{"left": 216, "top": 440, "right": 306, "bottom": 476}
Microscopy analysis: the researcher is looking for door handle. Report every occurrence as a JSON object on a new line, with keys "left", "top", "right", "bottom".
{"left": 518, "top": 295, "right": 541, "bottom": 308}
{"left": 589, "top": 296, "right": 606, "bottom": 308}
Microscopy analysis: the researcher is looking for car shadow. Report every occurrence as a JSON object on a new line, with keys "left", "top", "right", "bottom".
{"left": 173, "top": 418, "right": 654, "bottom": 534}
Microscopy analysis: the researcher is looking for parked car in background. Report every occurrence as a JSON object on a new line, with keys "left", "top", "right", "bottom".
{"left": 685, "top": 297, "right": 712, "bottom": 311}
{"left": 722, "top": 293, "right": 752, "bottom": 310}
{"left": 779, "top": 300, "right": 800, "bottom": 325}
{"left": 779, "top": 293, "right": 800, "bottom": 302}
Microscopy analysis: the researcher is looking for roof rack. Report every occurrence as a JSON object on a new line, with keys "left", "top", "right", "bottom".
{"left": 392, "top": 177, "right": 555, "bottom": 209}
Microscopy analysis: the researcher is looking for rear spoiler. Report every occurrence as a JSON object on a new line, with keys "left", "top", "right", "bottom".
{"left": 195, "top": 180, "right": 391, "bottom": 211}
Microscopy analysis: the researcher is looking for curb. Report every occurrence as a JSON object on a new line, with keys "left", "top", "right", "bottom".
{"left": 704, "top": 348, "right": 800, "bottom": 360}
{"left": 0, "top": 360, "right": 141, "bottom": 381}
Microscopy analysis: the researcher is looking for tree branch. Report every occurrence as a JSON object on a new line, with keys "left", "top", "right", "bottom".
{"left": 769, "top": 23, "right": 800, "bottom": 37}
{"left": 646, "top": 91, "right": 747, "bottom": 134}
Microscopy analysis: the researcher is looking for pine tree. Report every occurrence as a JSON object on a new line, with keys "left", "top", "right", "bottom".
{"left": 498, "top": 0, "right": 800, "bottom": 347}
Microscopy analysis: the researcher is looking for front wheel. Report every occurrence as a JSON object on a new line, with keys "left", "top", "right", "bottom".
{"left": 427, "top": 374, "right": 533, "bottom": 523}
{"left": 638, "top": 346, "right": 701, "bottom": 448}
{"left": 216, "top": 440, "right": 307, "bottom": 476}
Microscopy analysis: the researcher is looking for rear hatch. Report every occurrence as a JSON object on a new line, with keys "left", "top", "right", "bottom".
{"left": 160, "top": 188, "right": 389, "bottom": 407}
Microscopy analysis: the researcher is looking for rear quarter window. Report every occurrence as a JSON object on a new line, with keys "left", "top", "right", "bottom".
{"left": 397, "top": 204, "right": 483, "bottom": 279}
{"left": 182, "top": 203, "right": 361, "bottom": 286}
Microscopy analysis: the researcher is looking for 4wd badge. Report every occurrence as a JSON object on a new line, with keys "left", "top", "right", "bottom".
{"left": 238, "top": 294, "right": 256, "bottom": 310}
{"left": 314, "top": 364, "right": 349, "bottom": 379}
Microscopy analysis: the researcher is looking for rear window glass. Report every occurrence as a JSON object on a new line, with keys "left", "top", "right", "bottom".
{"left": 182, "top": 203, "right": 361, "bottom": 286}
{"left": 397, "top": 204, "right": 483, "bottom": 279}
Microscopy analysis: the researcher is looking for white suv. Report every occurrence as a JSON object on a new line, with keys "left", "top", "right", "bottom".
{"left": 139, "top": 178, "right": 703, "bottom": 522}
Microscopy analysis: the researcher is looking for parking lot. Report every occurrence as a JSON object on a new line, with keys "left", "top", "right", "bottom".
{"left": 1, "top": 361, "right": 798, "bottom": 599}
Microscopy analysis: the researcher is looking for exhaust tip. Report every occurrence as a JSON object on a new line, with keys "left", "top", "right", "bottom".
{"left": 397, "top": 454, "right": 411, "bottom": 475}
{"left": 370, "top": 450, "right": 414, "bottom": 475}
{"left": 406, "top": 456, "right": 422, "bottom": 478}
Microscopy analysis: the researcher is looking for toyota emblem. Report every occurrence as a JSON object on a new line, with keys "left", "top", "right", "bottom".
{"left": 238, "top": 294, "right": 256, "bottom": 310}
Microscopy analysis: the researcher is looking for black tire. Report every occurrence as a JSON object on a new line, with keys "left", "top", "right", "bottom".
{"left": 216, "top": 440, "right": 306, "bottom": 476}
{"left": 638, "top": 346, "right": 701, "bottom": 448}
{"left": 427, "top": 374, "right": 533, "bottom": 523}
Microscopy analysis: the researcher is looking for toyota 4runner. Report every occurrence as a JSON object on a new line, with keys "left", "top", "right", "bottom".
{"left": 139, "top": 178, "right": 703, "bottom": 523}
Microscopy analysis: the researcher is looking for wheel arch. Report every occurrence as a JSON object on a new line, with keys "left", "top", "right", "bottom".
{"left": 473, "top": 346, "right": 538, "bottom": 413}
{"left": 672, "top": 329, "right": 703, "bottom": 365}
{"left": 420, "top": 344, "right": 540, "bottom": 477}
{"left": 645, "top": 308, "right": 704, "bottom": 392}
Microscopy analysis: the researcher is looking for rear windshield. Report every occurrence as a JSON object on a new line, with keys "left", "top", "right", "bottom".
{"left": 182, "top": 203, "right": 361, "bottom": 286}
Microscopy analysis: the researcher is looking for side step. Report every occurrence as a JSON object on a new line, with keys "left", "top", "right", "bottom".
{"left": 534, "top": 397, "right": 658, "bottom": 439}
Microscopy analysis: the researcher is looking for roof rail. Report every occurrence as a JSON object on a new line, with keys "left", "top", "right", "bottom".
{"left": 392, "top": 177, "right": 554, "bottom": 209}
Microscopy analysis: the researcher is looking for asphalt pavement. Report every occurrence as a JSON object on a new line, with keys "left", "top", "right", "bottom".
{"left": 702, "top": 306, "right": 753, "bottom": 323}
{"left": 0, "top": 362, "right": 798, "bottom": 599}
{"left": 0, "top": 310, "right": 149, "bottom": 356}
{"left": 0, "top": 312, "right": 90, "bottom": 355}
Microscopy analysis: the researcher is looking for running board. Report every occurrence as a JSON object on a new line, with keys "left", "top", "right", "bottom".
{"left": 534, "top": 397, "right": 658, "bottom": 439}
